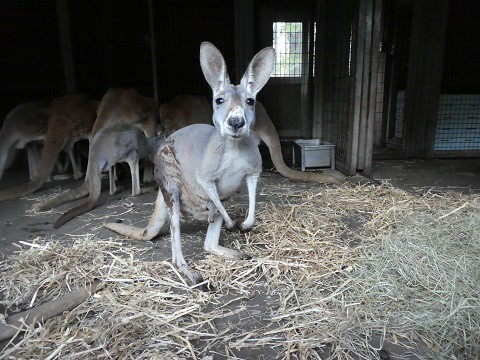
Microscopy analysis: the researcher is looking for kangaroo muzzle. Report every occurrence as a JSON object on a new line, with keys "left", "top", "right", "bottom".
{"left": 227, "top": 116, "right": 245, "bottom": 130}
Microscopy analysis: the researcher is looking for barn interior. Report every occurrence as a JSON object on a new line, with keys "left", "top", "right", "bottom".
{"left": 1, "top": 0, "right": 479, "bottom": 174}
{"left": 1, "top": 0, "right": 479, "bottom": 359}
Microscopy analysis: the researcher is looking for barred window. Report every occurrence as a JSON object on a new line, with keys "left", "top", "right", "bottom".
{"left": 272, "top": 22, "right": 303, "bottom": 77}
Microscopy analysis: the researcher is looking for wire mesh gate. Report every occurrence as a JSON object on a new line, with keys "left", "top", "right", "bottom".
{"left": 316, "top": 0, "right": 382, "bottom": 175}
{"left": 318, "top": 0, "right": 356, "bottom": 170}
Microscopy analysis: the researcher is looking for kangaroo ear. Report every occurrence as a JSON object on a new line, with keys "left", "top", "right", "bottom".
{"left": 241, "top": 47, "right": 275, "bottom": 96}
{"left": 200, "top": 42, "right": 231, "bottom": 95}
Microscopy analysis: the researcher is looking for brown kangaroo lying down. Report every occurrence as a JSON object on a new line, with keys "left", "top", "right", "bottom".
{"left": 104, "top": 42, "right": 274, "bottom": 285}
{"left": 160, "top": 95, "right": 341, "bottom": 184}
{"left": 37, "top": 123, "right": 165, "bottom": 229}
{"left": 0, "top": 102, "right": 50, "bottom": 182}
{"left": 0, "top": 94, "right": 98, "bottom": 202}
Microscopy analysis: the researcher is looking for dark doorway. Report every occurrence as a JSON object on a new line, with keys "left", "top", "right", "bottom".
{"left": 255, "top": 0, "right": 316, "bottom": 138}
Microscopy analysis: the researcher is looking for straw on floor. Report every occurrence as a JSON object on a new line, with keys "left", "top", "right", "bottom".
{"left": 1, "top": 179, "right": 479, "bottom": 359}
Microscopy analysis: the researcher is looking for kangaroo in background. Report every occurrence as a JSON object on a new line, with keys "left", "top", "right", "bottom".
{"left": 91, "top": 88, "right": 161, "bottom": 139}
{"left": 0, "top": 94, "right": 98, "bottom": 202}
{"left": 90, "top": 87, "right": 162, "bottom": 186}
{"left": 37, "top": 123, "right": 165, "bottom": 229}
{"left": 159, "top": 95, "right": 212, "bottom": 137}
{"left": 0, "top": 102, "right": 85, "bottom": 183}
{"left": 104, "top": 42, "right": 275, "bottom": 285}
{"left": 0, "top": 102, "right": 50, "bottom": 182}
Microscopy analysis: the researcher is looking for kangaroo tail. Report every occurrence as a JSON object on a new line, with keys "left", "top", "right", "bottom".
{"left": 36, "top": 180, "right": 90, "bottom": 212}
{"left": 53, "top": 164, "right": 102, "bottom": 229}
{"left": 103, "top": 190, "right": 168, "bottom": 240}
{"left": 0, "top": 135, "right": 65, "bottom": 201}
{"left": 255, "top": 103, "right": 343, "bottom": 184}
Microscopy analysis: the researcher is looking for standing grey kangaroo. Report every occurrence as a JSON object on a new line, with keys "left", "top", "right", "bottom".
{"left": 104, "top": 42, "right": 275, "bottom": 285}
{"left": 90, "top": 87, "right": 161, "bottom": 187}
{"left": 37, "top": 123, "right": 165, "bottom": 229}
{"left": 0, "top": 94, "right": 98, "bottom": 202}
{"left": 159, "top": 95, "right": 342, "bottom": 184}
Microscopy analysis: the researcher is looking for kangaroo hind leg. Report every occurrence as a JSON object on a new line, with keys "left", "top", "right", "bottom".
{"left": 239, "top": 173, "right": 259, "bottom": 232}
{"left": 168, "top": 193, "right": 204, "bottom": 286}
{"left": 204, "top": 214, "right": 248, "bottom": 259}
{"left": 127, "top": 157, "right": 141, "bottom": 196}
{"left": 108, "top": 166, "right": 117, "bottom": 195}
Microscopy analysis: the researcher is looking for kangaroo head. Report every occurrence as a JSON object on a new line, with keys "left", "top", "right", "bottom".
{"left": 200, "top": 42, "right": 275, "bottom": 139}
{"left": 139, "top": 98, "right": 162, "bottom": 138}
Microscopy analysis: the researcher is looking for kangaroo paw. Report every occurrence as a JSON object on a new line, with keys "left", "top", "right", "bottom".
{"left": 239, "top": 221, "right": 254, "bottom": 233}
{"left": 225, "top": 220, "right": 238, "bottom": 231}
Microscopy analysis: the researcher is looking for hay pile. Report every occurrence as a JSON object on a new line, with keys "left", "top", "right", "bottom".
{"left": 226, "top": 183, "right": 479, "bottom": 359}
{"left": 0, "top": 239, "right": 250, "bottom": 359}
{"left": 1, "top": 180, "right": 479, "bottom": 359}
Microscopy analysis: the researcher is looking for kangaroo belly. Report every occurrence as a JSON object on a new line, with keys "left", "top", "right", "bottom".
{"left": 216, "top": 170, "right": 246, "bottom": 199}
{"left": 155, "top": 125, "right": 260, "bottom": 219}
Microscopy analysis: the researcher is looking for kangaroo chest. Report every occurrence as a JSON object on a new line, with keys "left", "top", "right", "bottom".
{"left": 155, "top": 125, "right": 261, "bottom": 219}
{"left": 214, "top": 150, "right": 257, "bottom": 199}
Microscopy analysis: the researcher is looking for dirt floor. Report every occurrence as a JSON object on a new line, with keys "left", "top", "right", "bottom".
{"left": 0, "top": 157, "right": 479, "bottom": 359}
{"left": 369, "top": 158, "right": 480, "bottom": 194}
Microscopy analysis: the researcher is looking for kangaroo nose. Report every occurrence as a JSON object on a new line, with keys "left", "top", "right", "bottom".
{"left": 228, "top": 117, "right": 245, "bottom": 130}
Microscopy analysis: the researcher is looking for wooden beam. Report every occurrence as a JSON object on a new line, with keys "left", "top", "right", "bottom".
{"left": 148, "top": 0, "right": 158, "bottom": 103}
{"left": 363, "top": 0, "right": 383, "bottom": 175}
{"left": 234, "top": 0, "right": 253, "bottom": 84}
{"left": 356, "top": 0, "right": 373, "bottom": 171}
{"left": 404, "top": 0, "right": 449, "bottom": 158}
{"left": 56, "top": 0, "right": 75, "bottom": 93}
{"left": 312, "top": 0, "right": 327, "bottom": 140}
{"left": 347, "top": 0, "right": 363, "bottom": 175}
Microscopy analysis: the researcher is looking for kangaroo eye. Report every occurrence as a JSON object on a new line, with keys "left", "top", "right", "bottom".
{"left": 215, "top": 98, "right": 225, "bottom": 105}
{"left": 246, "top": 98, "right": 255, "bottom": 106}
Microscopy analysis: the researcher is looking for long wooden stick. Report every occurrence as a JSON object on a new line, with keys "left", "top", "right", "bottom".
{"left": 0, "top": 281, "right": 102, "bottom": 342}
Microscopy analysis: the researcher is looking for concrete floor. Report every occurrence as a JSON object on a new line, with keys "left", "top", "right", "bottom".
{"left": 369, "top": 158, "right": 480, "bottom": 194}
{"left": 0, "top": 157, "right": 479, "bottom": 358}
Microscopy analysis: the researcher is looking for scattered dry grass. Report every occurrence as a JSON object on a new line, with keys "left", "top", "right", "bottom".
{"left": 2, "top": 180, "right": 479, "bottom": 359}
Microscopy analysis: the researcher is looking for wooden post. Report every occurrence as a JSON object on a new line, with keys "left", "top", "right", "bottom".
{"left": 234, "top": 0, "right": 253, "bottom": 84}
{"left": 148, "top": 0, "right": 158, "bottom": 104}
{"left": 404, "top": 0, "right": 449, "bottom": 158}
{"left": 312, "top": 0, "right": 327, "bottom": 140}
{"left": 349, "top": 0, "right": 382, "bottom": 175}
{"left": 363, "top": 0, "right": 383, "bottom": 175}
{"left": 346, "top": 0, "right": 364, "bottom": 175}
{"left": 356, "top": 0, "right": 374, "bottom": 171}
{"left": 56, "top": 0, "right": 75, "bottom": 93}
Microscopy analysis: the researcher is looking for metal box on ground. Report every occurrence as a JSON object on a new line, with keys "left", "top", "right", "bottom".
{"left": 292, "top": 139, "right": 335, "bottom": 171}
